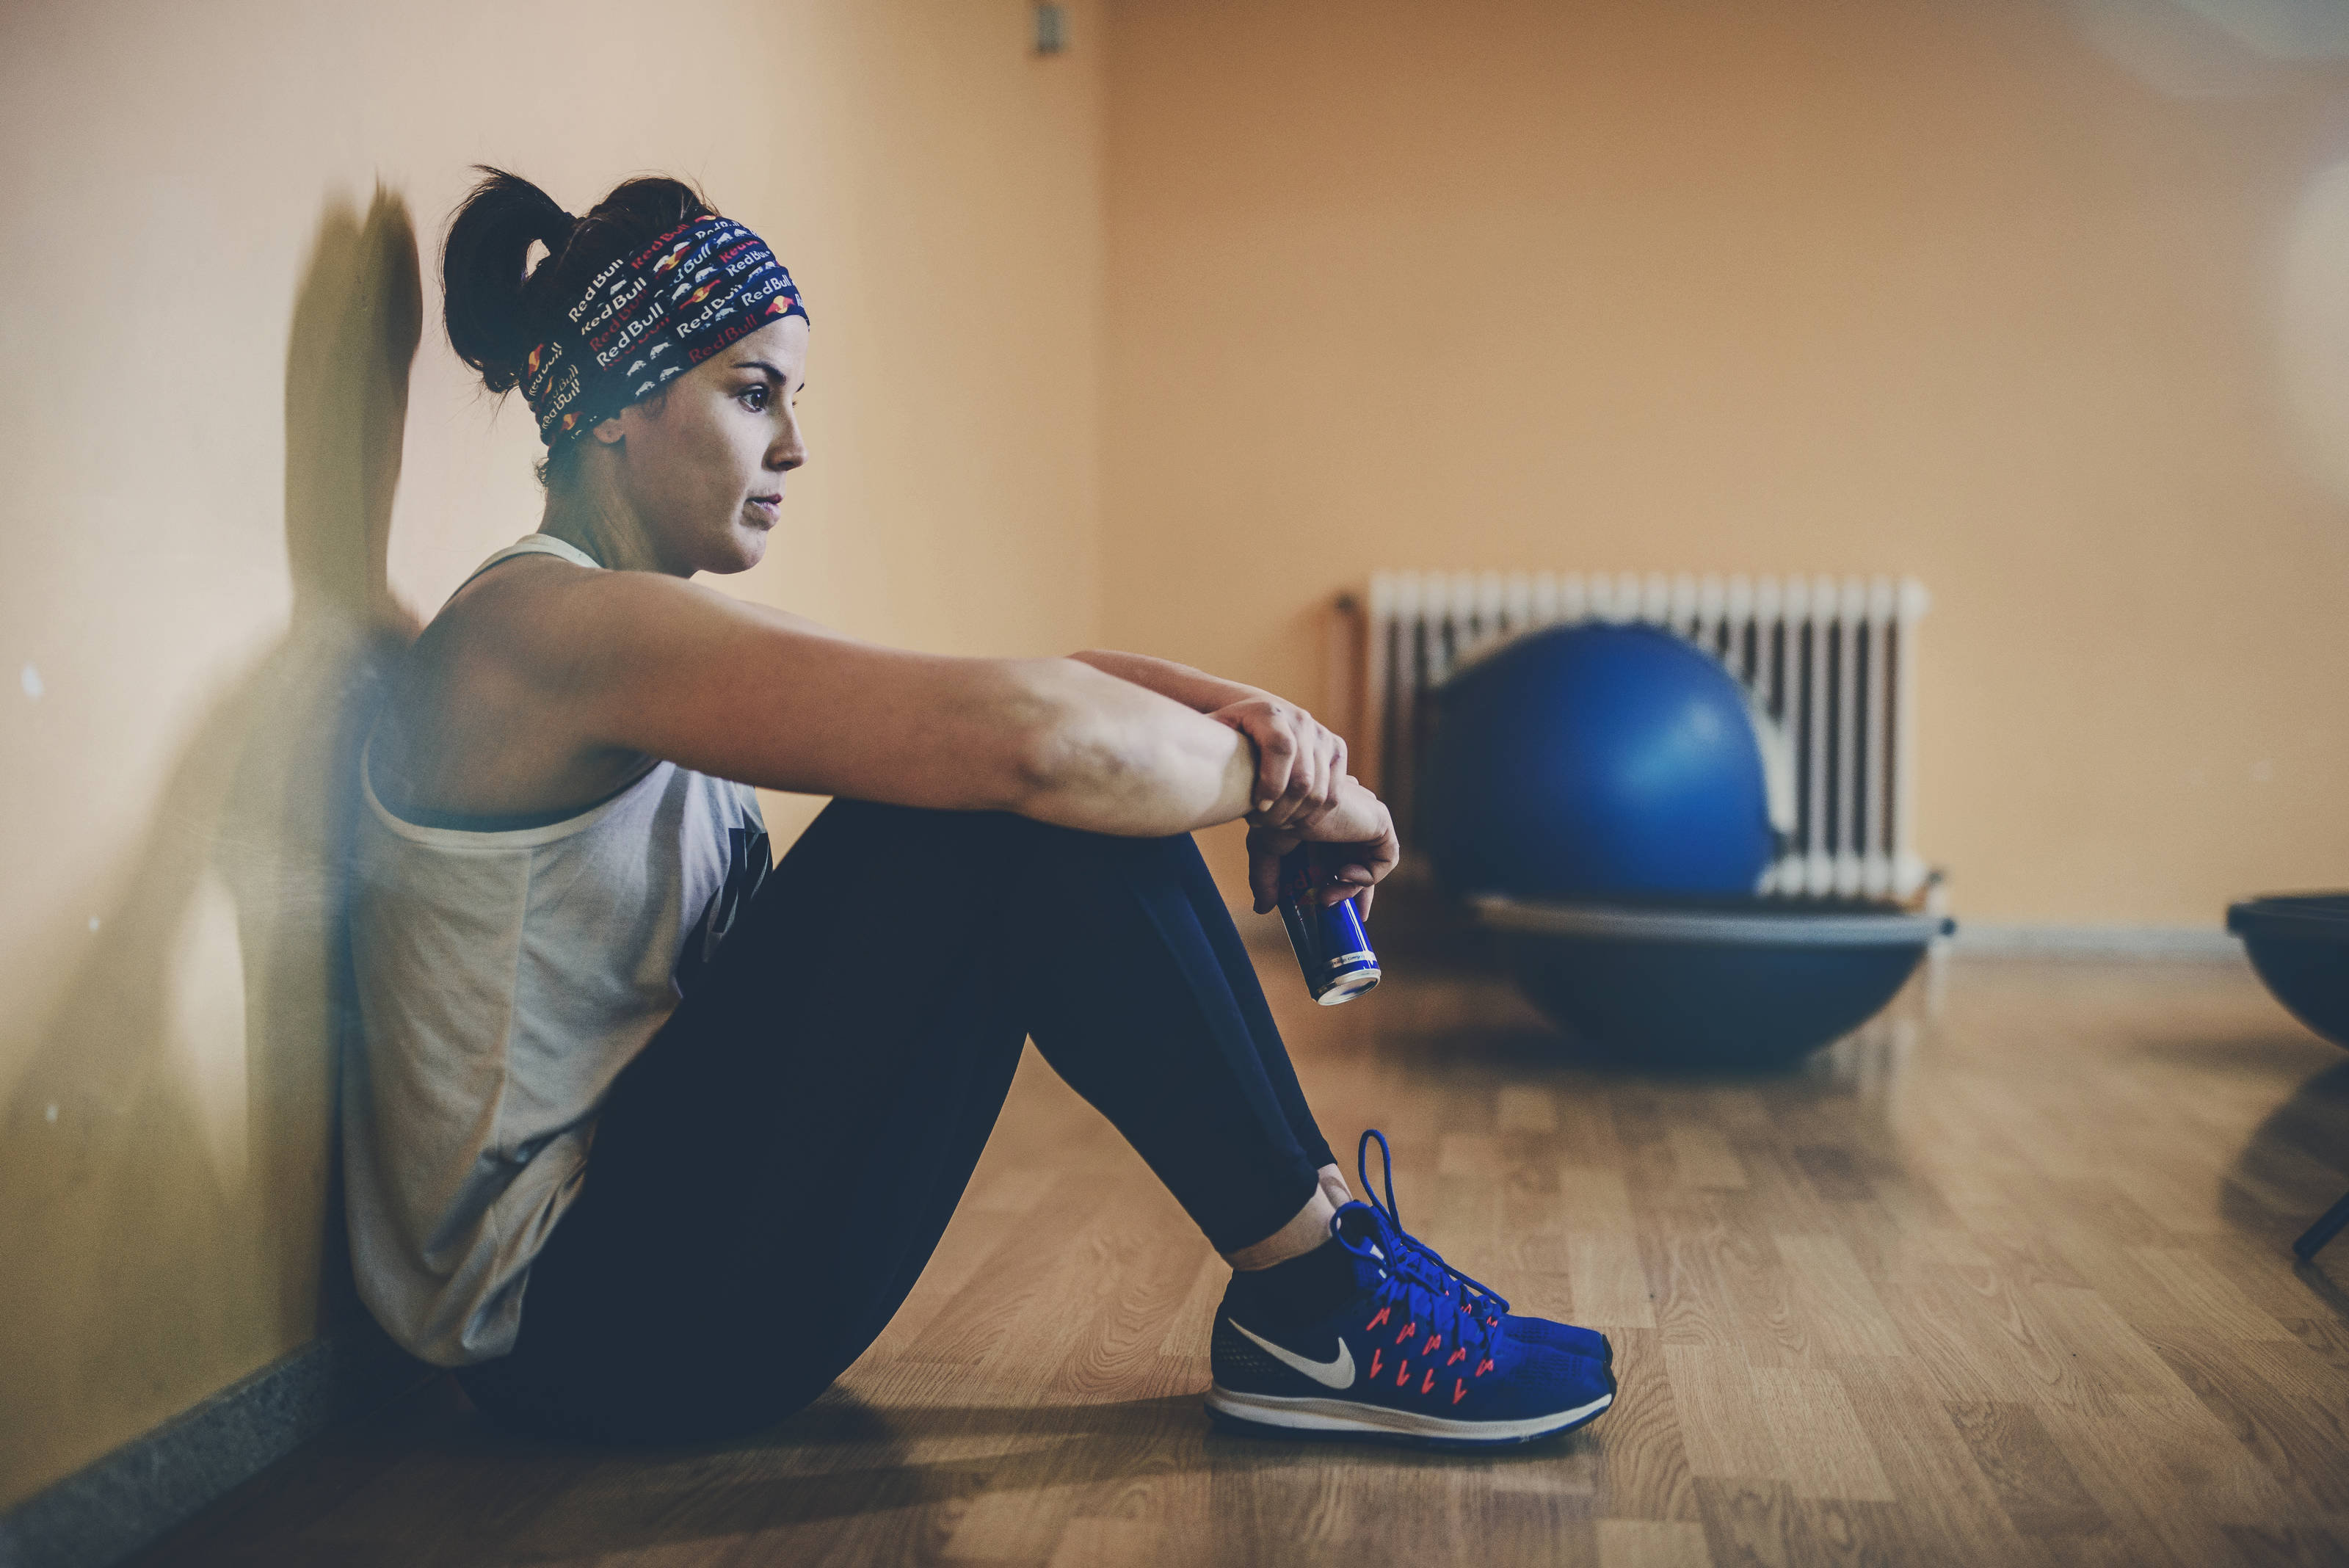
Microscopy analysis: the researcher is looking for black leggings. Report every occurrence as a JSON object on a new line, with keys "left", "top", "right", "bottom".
{"left": 455, "top": 799, "right": 1334, "bottom": 1443}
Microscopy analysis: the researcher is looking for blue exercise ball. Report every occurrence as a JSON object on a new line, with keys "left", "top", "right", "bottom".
{"left": 1423, "top": 623, "right": 1776, "bottom": 899}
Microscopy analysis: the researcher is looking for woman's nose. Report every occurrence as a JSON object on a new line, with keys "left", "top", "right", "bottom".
{"left": 771, "top": 408, "right": 807, "bottom": 471}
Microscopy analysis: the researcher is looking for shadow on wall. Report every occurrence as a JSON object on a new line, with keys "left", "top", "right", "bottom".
{"left": 0, "top": 189, "right": 421, "bottom": 1501}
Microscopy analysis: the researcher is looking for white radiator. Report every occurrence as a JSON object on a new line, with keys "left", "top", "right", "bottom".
{"left": 1346, "top": 571, "right": 1931, "bottom": 902}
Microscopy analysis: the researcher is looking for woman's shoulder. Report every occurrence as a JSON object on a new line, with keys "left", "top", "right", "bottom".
{"left": 418, "top": 546, "right": 628, "bottom": 680}
{"left": 439, "top": 540, "right": 597, "bottom": 622}
{"left": 375, "top": 551, "right": 655, "bottom": 823}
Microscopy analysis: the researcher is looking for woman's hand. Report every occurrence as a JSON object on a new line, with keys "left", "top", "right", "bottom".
{"left": 1246, "top": 776, "right": 1401, "bottom": 920}
{"left": 1208, "top": 695, "right": 1348, "bottom": 832}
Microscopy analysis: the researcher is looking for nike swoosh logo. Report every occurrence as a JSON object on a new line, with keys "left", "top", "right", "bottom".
{"left": 1230, "top": 1319, "right": 1357, "bottom": 1390}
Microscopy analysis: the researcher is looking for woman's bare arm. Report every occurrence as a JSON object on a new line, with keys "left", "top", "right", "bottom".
{"left": 1069, "top": 648, "right": 1353, "bottom": 838}
{"left": 491, "top": 566, "right": 1262, "bottom": 837}
{"left": 1067, "top": 649, "right": 1266, "bottom": 713}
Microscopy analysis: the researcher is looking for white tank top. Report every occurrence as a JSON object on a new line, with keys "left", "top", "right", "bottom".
{"left": 343, "top": 534, "right": 768, "bottom": 1365}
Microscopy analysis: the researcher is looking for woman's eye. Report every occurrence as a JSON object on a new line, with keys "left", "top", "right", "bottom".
{"left": 739, "top": 385, "right": 770, "bottom": 411}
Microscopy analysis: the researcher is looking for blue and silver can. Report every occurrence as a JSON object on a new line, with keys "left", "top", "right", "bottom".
{"left": 1277, "top": 846, "right": 1382, "bottom": 1006}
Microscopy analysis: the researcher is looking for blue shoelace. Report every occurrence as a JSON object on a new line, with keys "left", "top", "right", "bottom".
{"left": 1332, "top": 1199, "right": 1500, "bottom": 1401}
{"left": 1355, "top": 1129, "right": 1513, "bottom": 1326}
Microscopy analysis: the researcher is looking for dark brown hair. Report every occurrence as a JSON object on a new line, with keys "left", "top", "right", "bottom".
{"left": 440, "top": 167, "right": 716, "bottom": 476}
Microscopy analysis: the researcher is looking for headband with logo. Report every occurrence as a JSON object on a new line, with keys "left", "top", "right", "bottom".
{"left": 520, "top": 214, "right": 806, "bottom": 446}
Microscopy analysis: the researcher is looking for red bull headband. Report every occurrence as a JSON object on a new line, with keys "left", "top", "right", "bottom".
{"left": 520, "top": 214, "right": 806, "bottom": 446}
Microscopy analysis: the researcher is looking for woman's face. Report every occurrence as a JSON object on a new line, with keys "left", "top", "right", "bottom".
{"left": 598, "top": 314, "right": 809, "bottom": 576}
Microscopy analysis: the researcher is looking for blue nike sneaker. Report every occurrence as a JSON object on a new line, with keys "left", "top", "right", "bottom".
{"left": 1206, "top": 1202, "right": 1616, "bottom": 1448}
{"left": 1354, "top": 1130, "right": 1614, "bottom": 1368}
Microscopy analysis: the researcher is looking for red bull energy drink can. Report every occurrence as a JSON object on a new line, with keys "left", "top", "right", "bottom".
{"left": 1277, "top": 846, "right": 1382, "bottom": 1006}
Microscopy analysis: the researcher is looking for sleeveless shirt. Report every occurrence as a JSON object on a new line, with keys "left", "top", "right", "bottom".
{"left": 343, "top": 534, "right": 769, "bottom": 1365}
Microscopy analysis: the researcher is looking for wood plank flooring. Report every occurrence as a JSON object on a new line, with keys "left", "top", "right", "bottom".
{"left": 134, "top": 949, "right": 2349, "bottom": 1566}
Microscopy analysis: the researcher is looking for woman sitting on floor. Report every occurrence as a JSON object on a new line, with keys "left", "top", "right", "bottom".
{"left": 344, "top": 168, "right": 1616, "bottom": 1449}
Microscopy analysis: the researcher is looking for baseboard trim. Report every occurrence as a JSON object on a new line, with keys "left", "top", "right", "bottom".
{"left": 1947, "top": 924, "right": 2243, "bottom": 961}
{"left": 0, "top": 1315, "right": 433, "bottom": 1568}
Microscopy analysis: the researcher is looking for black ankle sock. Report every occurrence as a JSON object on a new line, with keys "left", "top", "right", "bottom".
{"left": 1228, "top": 1234, "right": 1365, "bottom": 1328}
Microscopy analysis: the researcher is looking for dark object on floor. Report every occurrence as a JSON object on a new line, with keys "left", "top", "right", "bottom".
{"left": 2295, "top": 1191, "right": 2349, "bottom": 1262}
{"left": 1473, "top": 896, "right": 1950, "bottom": 1070}
{"left": 2227, "top": 893, "right": 2349, "bottom": 1257}
{"left": 2229, "top": 894, "right": 2349, "bottom": 1048}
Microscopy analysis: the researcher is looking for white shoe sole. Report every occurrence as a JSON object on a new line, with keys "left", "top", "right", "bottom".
{"left": 1205, "top": 1384, "right": 1613, "bottom": 1446}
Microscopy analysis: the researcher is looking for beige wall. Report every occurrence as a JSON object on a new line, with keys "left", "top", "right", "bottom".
{"left": 0, "top": 0, "right": 1103, "bottom": 1510}
{"left": 1100, "top": 0, "right": 2349, "bottom": 925}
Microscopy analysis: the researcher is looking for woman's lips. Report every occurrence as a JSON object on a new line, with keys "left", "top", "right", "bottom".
{"left": 746, "top": 495, "right": 781, "bottom": 522}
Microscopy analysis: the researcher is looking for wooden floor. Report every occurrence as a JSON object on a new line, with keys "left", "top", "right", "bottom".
{"left": 137, "top": 948, "right": 2349, "bottom": 1567}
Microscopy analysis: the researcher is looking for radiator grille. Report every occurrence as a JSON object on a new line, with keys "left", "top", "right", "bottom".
{"left": 1348, "top": 572, "right": 1930, "bottom": 901}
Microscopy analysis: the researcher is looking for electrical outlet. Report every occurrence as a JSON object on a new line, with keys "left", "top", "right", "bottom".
{"left": 1034, "top": 3, "right": 1066, "bottom": 56}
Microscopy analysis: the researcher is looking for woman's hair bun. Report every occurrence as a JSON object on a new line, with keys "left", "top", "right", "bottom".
{"left": 441, "top": 167, "right": 715, "bottom": 396}
{"left": 442, "top": 168, "right": 575, "bottom": 393}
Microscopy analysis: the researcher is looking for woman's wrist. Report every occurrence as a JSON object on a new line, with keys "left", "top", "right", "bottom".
{"left": 1213, "top": 730, "right": 1263, "bottom": 824}
{"left": 1068, "top": 649, "right": 1266, "bottom": 714}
